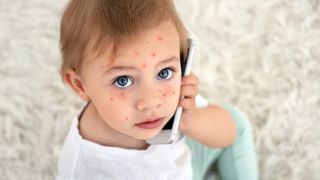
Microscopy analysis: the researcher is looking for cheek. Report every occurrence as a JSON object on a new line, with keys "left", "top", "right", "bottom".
{"left": 159, "top": 87, "right": 180, "bottom": 112}
{"left": 151, "top": 52, "right": 156, "bottom": 57}
{"left": 105, "top": 92, "right": 133, "bottom": 121}
{"left": 159, "top": 87, "right": 179, "bottom": 98}
{"left": 108, "top": 91, "right": 128, "bottom": 100}
{"left": 158, "top": 78, "right": 181, "bottom": 98}
{"left": 106, "top": 92, "right": 126, "bottom": 101}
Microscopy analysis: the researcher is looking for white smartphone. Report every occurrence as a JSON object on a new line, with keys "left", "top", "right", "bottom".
{"left": 147, "top": 38, "right": 196, "bottom": 144}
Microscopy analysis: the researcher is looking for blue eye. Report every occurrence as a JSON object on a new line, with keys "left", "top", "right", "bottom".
{"left": 157, "top": 68, "right": 173, "bottom": 80}
{"left": 113, "top": 76, "right": 133, "bottom": 88}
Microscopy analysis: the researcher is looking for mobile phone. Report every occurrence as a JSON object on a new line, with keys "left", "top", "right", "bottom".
{"left": 146, "top": 38, "right": 196, "bottom": 144}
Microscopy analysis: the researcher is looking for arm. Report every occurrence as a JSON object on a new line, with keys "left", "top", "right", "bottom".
{"left": 178, "top": 73, "right": 236, "bottom": 148}
{"left": 180, "top": 103, "right": 237, "bottom": 148}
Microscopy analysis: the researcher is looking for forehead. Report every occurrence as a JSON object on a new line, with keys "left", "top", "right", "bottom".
{"left": 116, "top": 21, "right": 179, "bottom": 53}
{"left": 91, "top": 21, "right": 180, "bottom": 66}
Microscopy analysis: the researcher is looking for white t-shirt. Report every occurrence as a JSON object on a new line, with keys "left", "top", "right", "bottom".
{"left": 57, "top": 94, "right": 208, "bottom": 180}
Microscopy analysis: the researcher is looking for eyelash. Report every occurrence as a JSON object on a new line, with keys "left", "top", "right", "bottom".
{"left": 112, "top": 67, "right": 176, "bottom": 89}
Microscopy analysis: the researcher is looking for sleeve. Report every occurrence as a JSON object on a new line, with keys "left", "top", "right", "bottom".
{"left": 195, "top": 94, "right": 209, "bottom": 108}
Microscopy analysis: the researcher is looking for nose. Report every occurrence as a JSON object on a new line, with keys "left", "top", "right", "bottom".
{"left": 135, "top": 85, "right": 164, "bottom": 111}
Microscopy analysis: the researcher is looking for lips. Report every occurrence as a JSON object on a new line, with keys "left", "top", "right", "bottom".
{"left": 135, "top": 117, "right": 165, "bottom": 129}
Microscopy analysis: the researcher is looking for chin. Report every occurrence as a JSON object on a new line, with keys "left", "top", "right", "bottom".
{"left": 133, "top": 128, "right": 163, "bottom": 140}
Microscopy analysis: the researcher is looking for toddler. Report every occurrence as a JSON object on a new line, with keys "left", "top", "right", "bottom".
{"left": 57, "top": 0, "right": 258, "bottom": 179}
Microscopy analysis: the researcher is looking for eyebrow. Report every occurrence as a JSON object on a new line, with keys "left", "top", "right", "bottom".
{"left": 103, "top": 56, "right": 180, "bottom": 75}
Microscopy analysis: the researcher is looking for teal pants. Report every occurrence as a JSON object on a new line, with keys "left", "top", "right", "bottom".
{"left": 185, "top": 104, "right": 259, "bottom": 180}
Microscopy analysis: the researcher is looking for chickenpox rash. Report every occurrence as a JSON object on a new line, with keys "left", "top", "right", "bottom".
{"left": 110, "top": 97, "right": 113, "bottom": 101}
{"left": 158, "top": 36, "right": 162, "bottom": 41}
{"left": 134, "top": 52, "right": 139, "bottom": 56}
{"left": 142, "top": 64, "right": 147, "bottom": 68}
{"left": 120, "top": 92, "right": 126, "bottom": 98}
{"left": 125, "top": 117, "right": 129, "bottom": 120}
{"left": 162, "top": 89, "right": 174, "bottom": 97}
{"left": 151, "top": 52, "right": 156, "bottom": 57}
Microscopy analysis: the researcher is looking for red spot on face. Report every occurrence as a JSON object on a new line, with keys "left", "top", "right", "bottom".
{"left": 125, "top": 117, "right": 129, "bottom": 120}
{"left": 110, "top": 97, "right": 113, "bottom": 101}
{"left": 146, "top": 41, "right": 150, "bottom": 44}
{"left": 151, "top": 52, "right": 156, "bottom": 57}
{"left": 158, "top": 36, "right": 162, "bottom": 41}
{"left": 142, "top": 64, "right": 147, "bottom": 68}
{"left": 172, "top": 91, "right": 175, "bottom": 95}
{"left": 162, "top": 93, "right": 167, "bottom": 97}
{"left": 134, "top": 52, "right": 139, "bottom": 56}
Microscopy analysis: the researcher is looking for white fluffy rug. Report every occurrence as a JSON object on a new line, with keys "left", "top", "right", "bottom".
{"left": 1, "top": 0, "right": 320, "bottom": 179}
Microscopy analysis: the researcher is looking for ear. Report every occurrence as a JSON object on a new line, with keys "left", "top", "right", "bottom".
{"left": 63, "top": 69, "right": 90, "bottom": 101}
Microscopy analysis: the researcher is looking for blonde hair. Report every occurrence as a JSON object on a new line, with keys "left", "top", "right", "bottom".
{"left": 59, "top": 0, "right": 188, "bottom": 80}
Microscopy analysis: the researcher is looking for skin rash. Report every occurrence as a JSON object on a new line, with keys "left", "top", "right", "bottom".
{"left": 65, "top": 21, "right": 237, "bottom": 150}
{"left": 68, "top": 21, "right": 182, "bottom": 149}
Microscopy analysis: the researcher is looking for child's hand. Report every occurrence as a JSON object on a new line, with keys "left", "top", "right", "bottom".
{"left": 178, "top": 72, "right": 199, "bottom": 131}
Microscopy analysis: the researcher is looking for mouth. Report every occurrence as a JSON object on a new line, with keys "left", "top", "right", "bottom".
{"left": 135, "top": 117, "right": 165, "bottom": 129}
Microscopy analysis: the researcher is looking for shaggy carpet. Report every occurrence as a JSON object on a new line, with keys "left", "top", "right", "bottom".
{"left": 0, "top": 0, "right": 319, "bottom": 179}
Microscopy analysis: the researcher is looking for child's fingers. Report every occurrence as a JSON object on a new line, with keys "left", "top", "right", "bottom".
{"left": 178, "top": 98, "right": 195, "bottom": 110}
{"left": 180, "top": 84, "right": 198, "bottom": 98}
{"left": 181, "top": 73, "right": 199, "bottom": 86}
{"left": 178, "top": 72, "right": 198, "bottom": 114}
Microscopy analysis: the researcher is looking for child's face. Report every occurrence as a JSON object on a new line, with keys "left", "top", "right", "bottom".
{"left": 80, "top": 21, "right": 182, "bottom": 140}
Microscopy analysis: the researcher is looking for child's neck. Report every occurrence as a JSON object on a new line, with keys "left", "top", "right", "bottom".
{"left": 78, "top": 102, "right": 149, "bottom": 150}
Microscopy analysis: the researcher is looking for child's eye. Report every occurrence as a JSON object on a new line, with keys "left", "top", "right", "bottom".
{"left": 113, "top": 76, "right": 133, "bottom": 88}
{"left": 157, "top": 68, "right": 174, "bottom": 80}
